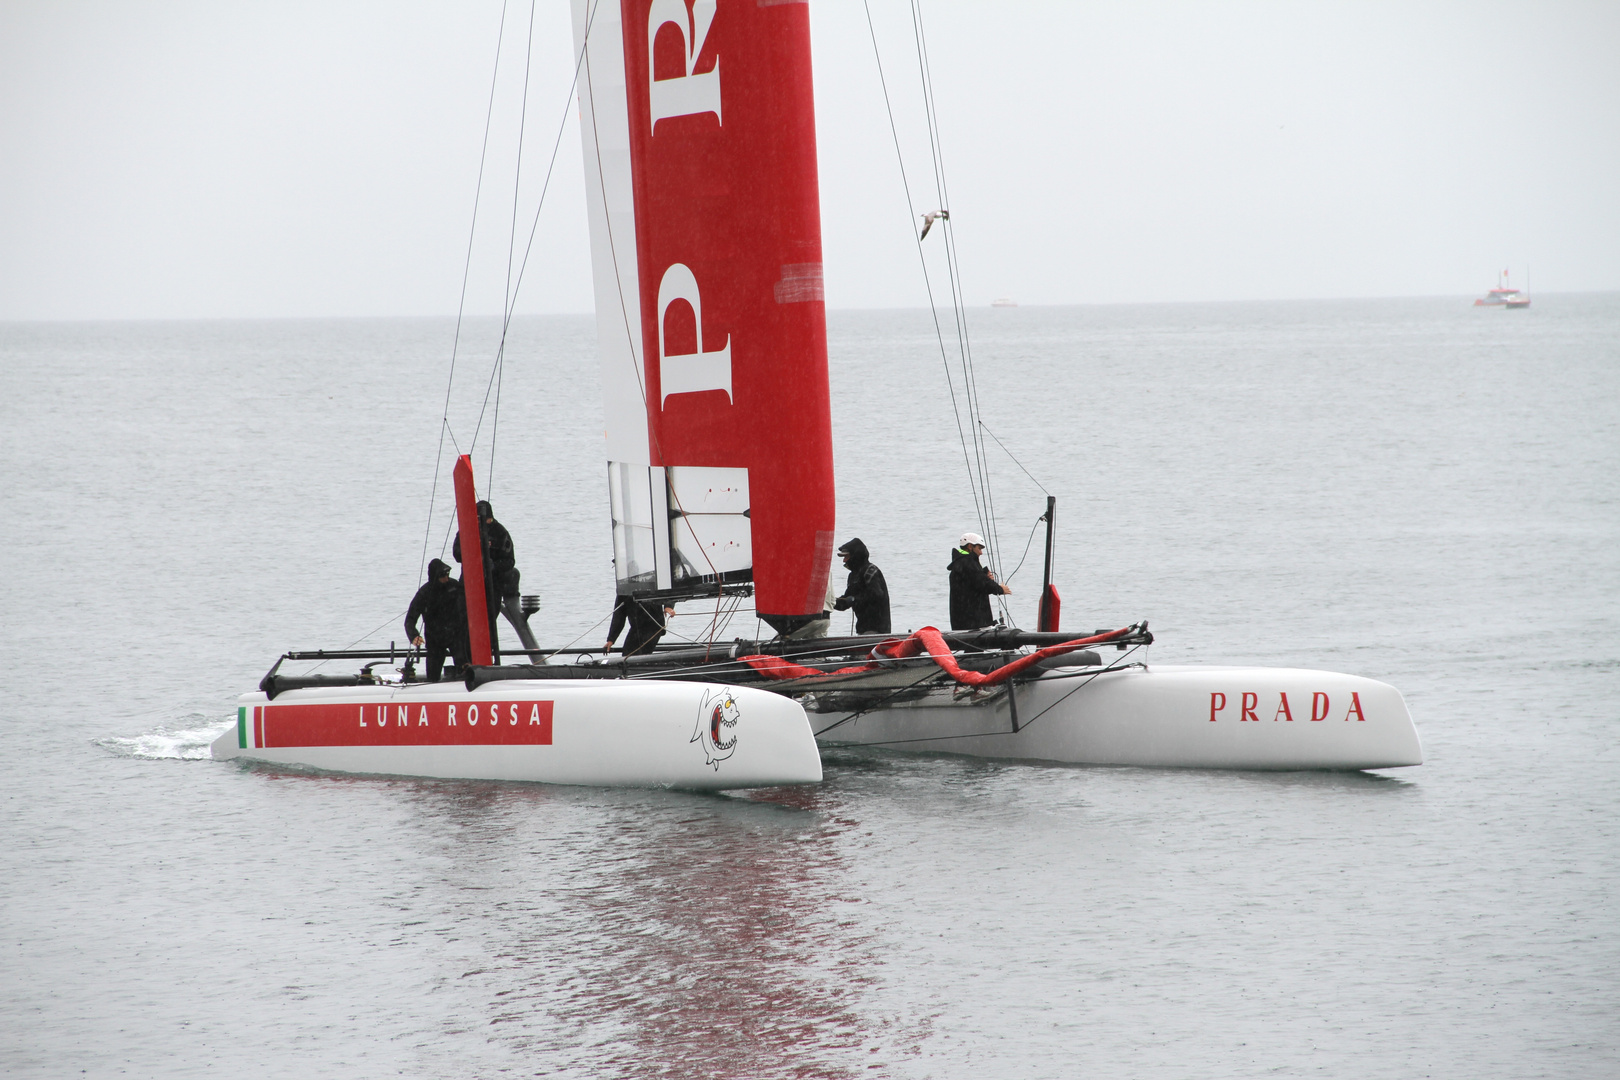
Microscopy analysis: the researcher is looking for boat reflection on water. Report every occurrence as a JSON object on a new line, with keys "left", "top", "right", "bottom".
{"left": 379, "top": 777, "right": 902, "bottom": 1076}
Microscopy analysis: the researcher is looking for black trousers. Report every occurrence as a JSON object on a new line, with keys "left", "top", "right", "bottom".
{"left": 424, "top": 634, "right": 466, "bottom": 682}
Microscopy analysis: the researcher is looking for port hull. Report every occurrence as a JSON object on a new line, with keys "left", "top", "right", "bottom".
{"left": 212, "top": 680, "right": 823, "bottom": 790}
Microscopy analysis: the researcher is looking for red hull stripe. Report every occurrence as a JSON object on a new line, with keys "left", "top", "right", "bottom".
{"left": 261, "top": 700, "right": 555, "bottom": 748}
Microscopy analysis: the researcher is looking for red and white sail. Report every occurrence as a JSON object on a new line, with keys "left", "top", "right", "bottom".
{"left": 573, "top": 0, "right": 835, "bottom": 628}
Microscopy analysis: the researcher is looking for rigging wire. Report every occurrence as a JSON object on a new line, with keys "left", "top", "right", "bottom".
{"left": 542, "top": 610, "right": 614, "bottom": 662}
{"left": 979, "top": 420, "right": 1050, "bottom": 497}
{"left": 419, "top": 0, "right": 511, "bottom": 583}
{"left": 661, "top": 600, "right": 759, "bottom": 645}
{"left": 808, "top": 650, "right": 1150, "bottom": 747}
{"left": 862, "top": 0, "right": 985, "bottom": 545}
{"left": 977, "top": 419, "right": 1056, "bottom": 593}
{"left": 468, "top": 0, "right": 537, "bottom": 498}
{"left": 428, "top": 0, "right": 597, "bottom": 561}
{"left": 697, "top": 590, "right": 748, "bottom": 645}
{"left": 300, "top": 609, "right": 410, "bottom": 675}
{"left": 490, "top": 0, "right": 540, "bottom": 497}
{"left": 809, "top": 665, "right": 957, "bottom": 738}
{"left": 385, "top": 0, "right": 745, "bottom": 657}
{"left": 869, "top": 0, "right": 1014, "bottom": 623}
{"left": 1014, "top": 644, "right": 1150, "bottom": 732}
{"left": 908, "top": 0, "right": 998, "bottom": 571}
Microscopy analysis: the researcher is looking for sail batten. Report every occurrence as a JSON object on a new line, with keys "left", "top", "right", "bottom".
{"left": 575, "top": 0, "right": 835, "bottom": 621}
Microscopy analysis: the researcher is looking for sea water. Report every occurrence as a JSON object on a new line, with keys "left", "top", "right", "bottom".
{"left": 1, "top": 296, "right": 1617, "bottom": 1078}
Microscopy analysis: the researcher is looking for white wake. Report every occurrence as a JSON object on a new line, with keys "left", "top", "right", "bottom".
{"left": 95, "top": 714, "right": 233, "bottom": 760}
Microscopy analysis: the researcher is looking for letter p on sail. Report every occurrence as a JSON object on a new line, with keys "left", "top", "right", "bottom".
{"left": 658, "top": 262, "right": 731, "bottom": 406}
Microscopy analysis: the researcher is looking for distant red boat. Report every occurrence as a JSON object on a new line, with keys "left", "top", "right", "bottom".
{"left": 1475, "top": 270, "right": 1530, "bottom": 308}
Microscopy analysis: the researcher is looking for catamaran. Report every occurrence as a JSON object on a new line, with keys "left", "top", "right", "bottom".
{"left": 215, "top": 0, "right": 1422, "bottom": 784}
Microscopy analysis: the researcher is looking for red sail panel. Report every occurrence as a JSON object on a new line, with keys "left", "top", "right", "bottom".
{"left": 453, "top": 455, "right": 493, "bottom": 665}
{"left": 582, "top": 0, "right": 835, "bottom": 621}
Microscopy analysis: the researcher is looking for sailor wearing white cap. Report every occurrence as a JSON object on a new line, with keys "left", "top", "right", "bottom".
{"left": 948, "top": 531, "right": 1010, "bottom": 630}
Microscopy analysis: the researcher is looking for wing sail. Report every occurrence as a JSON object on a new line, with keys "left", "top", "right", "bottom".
{"left": 575, "top": 0, "right": 835, "bottom": 628}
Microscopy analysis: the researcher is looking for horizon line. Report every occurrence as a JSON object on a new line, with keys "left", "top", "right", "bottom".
{"left": 4, "top": 289, "right": 1617, "bottom": 325}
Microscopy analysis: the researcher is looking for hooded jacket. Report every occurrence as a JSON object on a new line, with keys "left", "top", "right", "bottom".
{"left": 405, "top": 560, "right": 467, "bottom": 644}
{"left": 453, "top": 514, "right": 519, "bottom": 593}
{"left": 948, "top": 546, "right": 1002, "bottom": 630}
{"left": 833, "top": 538, "right": 891, "bottom": 634}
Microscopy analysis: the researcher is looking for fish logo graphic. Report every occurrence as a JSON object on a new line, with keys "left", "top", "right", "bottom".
{"left": 691, "top": 689, "right": 741, "bottom": 768}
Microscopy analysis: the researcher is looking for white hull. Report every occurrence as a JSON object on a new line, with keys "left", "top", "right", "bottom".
{"left": 813, "top": 664, "right": 1422, "bottom": 770}
{"left": 213, "top": 679, "right": 822, "bottom": 790}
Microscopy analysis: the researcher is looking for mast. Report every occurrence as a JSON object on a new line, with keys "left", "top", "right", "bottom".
{"left": 574, "top": 0, "right": 836, "bottom": 633}
{"left": 1037, "top": 495, "right": 1060, "bottom": 632}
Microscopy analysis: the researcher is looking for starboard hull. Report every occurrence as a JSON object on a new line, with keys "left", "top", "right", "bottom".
{"left": 213, "top": 680, "right": 822, "bottom": 790}
{"left": 812, "top": 664, "right": 1422, "bottom": 770}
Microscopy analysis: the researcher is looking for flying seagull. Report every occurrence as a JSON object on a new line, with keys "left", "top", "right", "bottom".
{"left": 919, "top": 209, "right": 950, "bottom": 239}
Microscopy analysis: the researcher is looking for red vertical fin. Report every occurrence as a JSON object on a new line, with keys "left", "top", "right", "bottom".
{"left": 1038, "top": 585, "right": 1061, "bottom": 633}
{"left": 453, "top": 454, "right": 493, "bottom": 666}
{"left": 1038, "top": 497, "right": 1059, "bottom": 631}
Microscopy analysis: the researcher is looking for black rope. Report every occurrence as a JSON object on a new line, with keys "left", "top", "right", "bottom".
{"left": 1002, "top": 512, "right": 1046, "bottom": 587}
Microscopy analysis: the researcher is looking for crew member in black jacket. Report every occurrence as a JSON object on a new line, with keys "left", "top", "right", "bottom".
{"left": 948, "top": 531, "right": 1010, "bottom": 630}
{"left": 605, "top": 595, "right": 674, "bottom": 656}
{"left": 833, "top": 537, "right": 891, "bottom": 634}
{"left": 453, "top": 500, "right": 540, "bottom": 657}
{"left": 405, "top": 558, "right": 469, "bottom": 681}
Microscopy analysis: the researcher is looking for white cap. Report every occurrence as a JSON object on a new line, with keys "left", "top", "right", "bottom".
{"left": 960, "top": 532, "right": 985, "bottom": 547}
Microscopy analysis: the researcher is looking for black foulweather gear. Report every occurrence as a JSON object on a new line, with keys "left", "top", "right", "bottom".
{"left": 453, "top": 513, "right": 538, "bottom": 657}
{"left": 405, "top": 570, "right": 469, "bottom": 681}
{"left": 607, "top": 595, "right": 668, "bottom": 656}
{"left": 453, "top": 516, "right": 516, "bottom": 588}
{"left": 948, "top": 546, "right": 1002, "bottom": 630}
{"left": 834, "top": 537, "right": 891, "bottom": 635}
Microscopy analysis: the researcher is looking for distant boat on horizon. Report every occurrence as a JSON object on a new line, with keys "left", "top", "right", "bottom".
{"left": 1475, "top": 270, "right": 1530, "bottom": 308}
{"left": 990, "top": 297, "right": 1018, "bottom": 308}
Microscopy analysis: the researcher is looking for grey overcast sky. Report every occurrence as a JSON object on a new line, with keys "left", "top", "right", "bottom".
{"left": 2, "top": 0, "right": 1617, "bottom": 320}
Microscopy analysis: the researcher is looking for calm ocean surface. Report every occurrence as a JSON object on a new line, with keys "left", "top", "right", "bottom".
{"left": 2, "top": 296, "right": 1617, "bottom": 1078}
